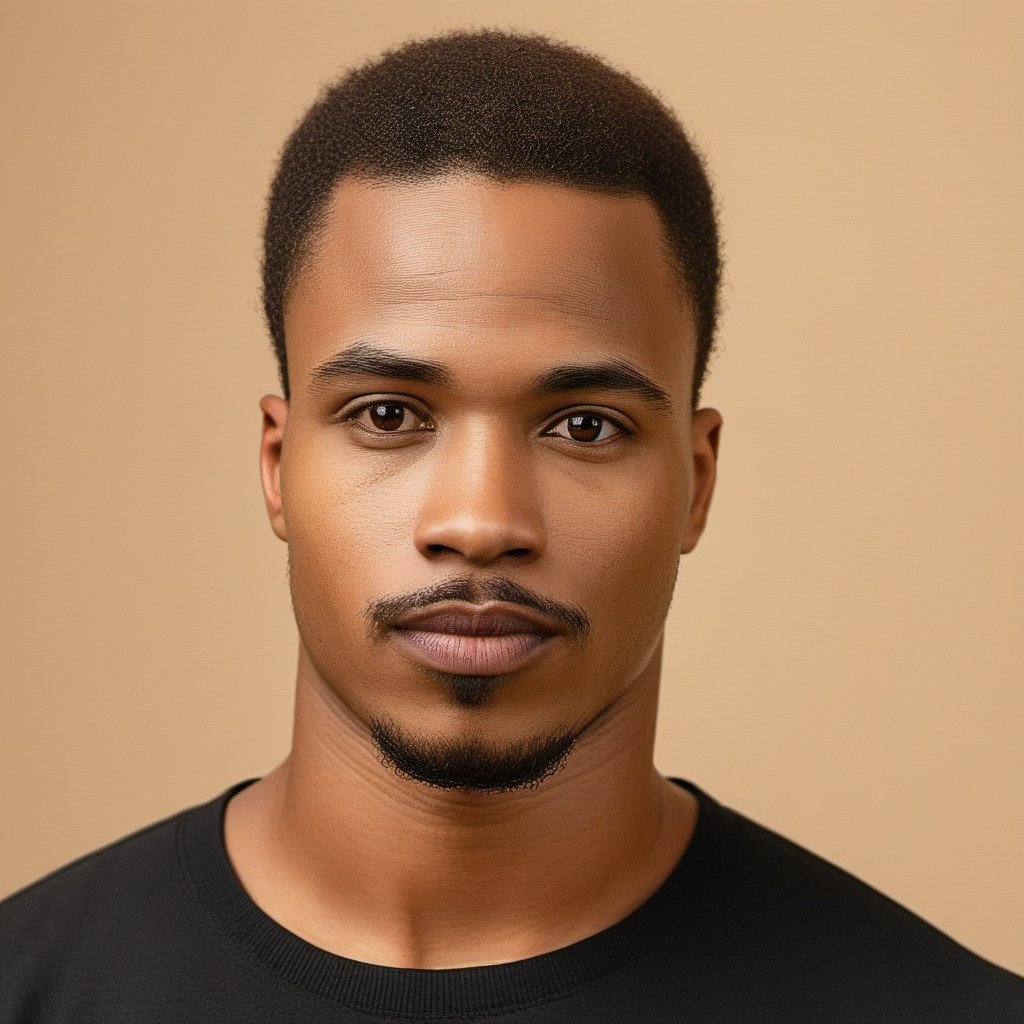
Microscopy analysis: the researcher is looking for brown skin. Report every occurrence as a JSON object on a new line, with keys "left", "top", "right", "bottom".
{"left": 226, "top": 173, "right": 722, "bottom": 968}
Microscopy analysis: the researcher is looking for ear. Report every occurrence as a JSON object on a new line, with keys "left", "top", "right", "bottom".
{"left": 259, "top": 394, "right": 289, "bottom": 542}
{"left": 682, "top": 407, "right": 722, "bottom": 554}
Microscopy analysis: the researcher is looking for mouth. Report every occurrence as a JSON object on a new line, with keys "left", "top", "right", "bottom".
{"left": 390, "top": 601, "right": 561, "bottom": 676}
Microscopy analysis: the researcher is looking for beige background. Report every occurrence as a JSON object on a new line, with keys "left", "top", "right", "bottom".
{"left": 2, "top": 0, "right": 1021, "bottom": 974}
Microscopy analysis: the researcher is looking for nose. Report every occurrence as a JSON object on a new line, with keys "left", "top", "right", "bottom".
{"left": 413, "top": 423, "right": 546, "bottom": 566}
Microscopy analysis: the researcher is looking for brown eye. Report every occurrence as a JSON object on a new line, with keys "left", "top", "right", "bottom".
{"left": 546, "top": 412, "right": 624, "bottom": 444}
{"left": 347, "top": 400, "right": 432, "bottom": 436}
{"left": 368, "top": 402, "right": 409, "bottom": 431}
{"left": 567, "top": 414, "right": 603, "bottom": 442}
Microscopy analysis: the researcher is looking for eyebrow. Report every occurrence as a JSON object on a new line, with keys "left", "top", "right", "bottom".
{"left": 309, "top": 343, "right": 673, "bottom": 413}
{"left": 533, "top": 360, "right": 673, "bottom": 413}
{"left": 310, "top": 342, "right": 453, "bottom": 389}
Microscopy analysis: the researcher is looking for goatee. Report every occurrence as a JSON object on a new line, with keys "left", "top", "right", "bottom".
{"left": 370, "top": 716, "right": 579, "bottom": 794}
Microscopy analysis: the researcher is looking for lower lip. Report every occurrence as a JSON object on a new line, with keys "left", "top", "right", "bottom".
{"left": 391, "top": 629, "right": 554, "bottom": 675}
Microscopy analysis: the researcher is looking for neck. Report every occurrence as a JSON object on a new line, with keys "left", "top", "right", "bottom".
{"left": 224, "top": 641, "right": 697, "bottom": 969}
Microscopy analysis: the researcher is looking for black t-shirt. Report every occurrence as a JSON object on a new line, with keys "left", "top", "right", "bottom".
{"left": 2, "top": 778, "right": 1021, "bottom": 1022}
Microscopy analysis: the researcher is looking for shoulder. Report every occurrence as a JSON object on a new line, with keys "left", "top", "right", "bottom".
{"left": 1, "top": 805, "right": 184, "bottom": 929}
{"left": 0, "top": 786, "right": 243, "bottom": 1023}
{"left": 677, "top": 780, "right": 1024, "bottom": 1021}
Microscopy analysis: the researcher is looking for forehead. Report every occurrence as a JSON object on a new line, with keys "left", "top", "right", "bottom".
{"left": 284, "top": 173, "right": 694, "bottom": 390}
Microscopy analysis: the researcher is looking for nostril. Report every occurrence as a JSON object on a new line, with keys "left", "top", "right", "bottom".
{"left": 415, "top": 517, "right": 546, "bottom": 563}
{"left": 421, "top": 541, "right": 538, "bottom": 562}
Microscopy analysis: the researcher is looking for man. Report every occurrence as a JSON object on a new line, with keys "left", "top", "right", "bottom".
{"left": 2, "top": 29, "right": 1021, "bottom": 1023}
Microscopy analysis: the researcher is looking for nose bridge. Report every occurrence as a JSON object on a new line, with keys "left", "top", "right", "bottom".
{"left": 414, "top": 417, "right": 545, "bottom": 564}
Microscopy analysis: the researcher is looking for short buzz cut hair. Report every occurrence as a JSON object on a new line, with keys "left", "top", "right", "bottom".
{"left": 262, "top": 29, "right": 721, "bottom": 408}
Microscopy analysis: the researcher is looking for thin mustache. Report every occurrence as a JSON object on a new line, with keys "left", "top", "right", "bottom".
{"left": 365, "top": 576, "right": 591, "bottom": 644}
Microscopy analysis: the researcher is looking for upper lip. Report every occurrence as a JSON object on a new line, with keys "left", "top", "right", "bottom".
{"left": 392, "top": 601, "right": 563, "bottom": 637}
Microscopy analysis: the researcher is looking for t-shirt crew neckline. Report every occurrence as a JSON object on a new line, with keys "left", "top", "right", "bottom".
{"left": 177, "top": 777, "right": 721, "bottom": 1019}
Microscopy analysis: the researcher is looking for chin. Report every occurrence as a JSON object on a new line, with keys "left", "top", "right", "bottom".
{"left": 368, "top": 713, "right": 581, "bottom": 794}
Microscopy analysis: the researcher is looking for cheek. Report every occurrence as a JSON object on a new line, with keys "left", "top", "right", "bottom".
{"left": 284, "top": 435, "right": 422, "bottom": 560}
{"left": 280, "top": 441, "right": 425, "bottom": 650}
{"left": 544, "top": 449, "right": 690, "bottom": 659}
{"left": 547, "top": 438, "right": 690, "bottom": 565}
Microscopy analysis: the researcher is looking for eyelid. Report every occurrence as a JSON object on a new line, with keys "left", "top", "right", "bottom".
{"left": 540, "top": 406, "right": 635, "bottom": 437}
{"left": 336, "top": 397, "right": 633, "bottom": 441}
{"left": 340, "top": 395, "right": 435, "bottom": 435}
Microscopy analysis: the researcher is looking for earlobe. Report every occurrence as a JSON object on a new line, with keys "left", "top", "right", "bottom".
{"left": 259, "top": 394, "right": 289, "bottom": 542}
{"left": 681, "top": 408, "right": 722, "bottom": 555}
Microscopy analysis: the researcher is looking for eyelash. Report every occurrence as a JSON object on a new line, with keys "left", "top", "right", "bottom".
{"left": 340, "top": 399, "right": 632, "bottom": 445}
{"left": 342, "top": 399, "right": 435, "bottom": 438}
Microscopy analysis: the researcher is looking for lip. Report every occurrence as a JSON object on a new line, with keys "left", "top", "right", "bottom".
{"left": 390, "top": 601, "right": 561, "bottom": 676}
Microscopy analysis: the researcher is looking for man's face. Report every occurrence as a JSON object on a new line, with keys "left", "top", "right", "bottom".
{"left": 260, "top": 174, "right": 720, "bottom": 790}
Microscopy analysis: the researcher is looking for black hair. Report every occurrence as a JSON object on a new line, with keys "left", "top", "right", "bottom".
{"left": 262, "top": 29, "right": 721, "bottom": 407}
